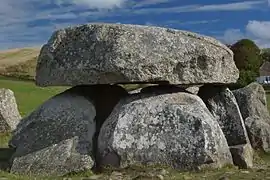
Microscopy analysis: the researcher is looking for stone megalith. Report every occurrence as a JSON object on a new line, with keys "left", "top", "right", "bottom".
{"left": 36, "top": 23, "right": 239, "bottom": 86}
{"left": 198, "top": 85, "right": 250, "bottom": 146}
{"left": 9, "top": 84, "right": 128, "bottom": 176}
{"left": 233, "top": 82, "right": 270, "bottom": 152}
{"left": 198, "top": 85, "right": 253, "bottom": 168}
{"left": 0, "top": 88, "right": 21, "bottom": 133}
{"left": 98, "top": 90, "right": 233, "bottom": 170}
{"left": 9, "top": 87, "right": 96, "bottom": 176}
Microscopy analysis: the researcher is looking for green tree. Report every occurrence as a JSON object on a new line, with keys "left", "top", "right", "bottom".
{"left": 261, "top": 48, "right": 270, "bottom": 62}
{"left": 230, "top": 39, "right": 263, "bottom": 87}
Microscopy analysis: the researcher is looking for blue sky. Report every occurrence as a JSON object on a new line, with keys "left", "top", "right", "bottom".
{"left": 0, "top": 0, "right": 270, "bottom": 50}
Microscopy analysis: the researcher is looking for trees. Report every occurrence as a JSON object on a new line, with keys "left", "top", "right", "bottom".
{"left": 230, "top": 39, "right": 263, "bottom": 87}
{"left": 261, "top": 48, "right": 270, "bottom": 62}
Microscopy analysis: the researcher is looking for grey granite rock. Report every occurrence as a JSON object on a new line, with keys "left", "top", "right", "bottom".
{"left": 98, "top": 90, "right": 233, "bottom": 170}
{"left": 185, "top": 85, "right": 202, "bottom": 94}
{"left": 36, "top": 23, "right": 239, "bottom": 86}
{"left": 9, "top": 87, "right": 96, "bottom": 176}
{"left": 11, "top": 137, "right": 93, "bottom": 176}
{"left": 0, "top": 88, "right": 21, "bottom": 133}
{"left": 245, "top": 116, "right": 270, "bottom": 152}
{"left": 233, "top": 82, "right": 270, "bottom": 152}
{"left": 230, "top": 143, "right": 253, "bottom": 169}
{"left": 233, "top": 82, "right": 270, "bottom": 122}
{"left": 198, "top": 85, "right": 249, "bottom": 146}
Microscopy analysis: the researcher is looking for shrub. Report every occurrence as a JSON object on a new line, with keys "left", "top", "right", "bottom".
{"left": 230, "top": 39, "right": 263, "bottom": 87}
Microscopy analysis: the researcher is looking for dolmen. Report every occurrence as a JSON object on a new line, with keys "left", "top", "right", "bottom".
{"left": 6, "top": 23, "right": 270, "bottom": 176}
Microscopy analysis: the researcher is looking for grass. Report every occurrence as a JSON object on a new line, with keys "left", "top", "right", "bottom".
{"left": 0, "top": 76, "right": 67, "bottom": 117}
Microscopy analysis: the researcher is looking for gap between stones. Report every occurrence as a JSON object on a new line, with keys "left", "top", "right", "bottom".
{"left": 67, "top": 84, "right": 129, "bottom": 171}
{"left": 70, "top": 84, "right": 192, "bottom": 172}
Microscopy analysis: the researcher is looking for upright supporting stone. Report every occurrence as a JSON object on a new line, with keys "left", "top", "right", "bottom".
{"left": 198, "top": 85, "right": 253, "bottom": 168}
{"left": 98, "top": 90, "right": 233, "bottom": 170}
{"left": 233, "top": 82, "right": 270, "bottom": 152}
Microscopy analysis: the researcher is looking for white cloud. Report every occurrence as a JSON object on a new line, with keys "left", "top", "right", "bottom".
{"left": 0, "top": 0, "right": 127, "bottom": 49}
{"left": 132, "top": 1, "right": 266, "bottom": 14}
{"left": 196, "top": 1, "right": 265, "bottom": 11}
{"left": 246, "top": 20, "right": 270, "bottom": 40}
{"left": 220, "top": 20, "right": 270, "bottom": 48}
{"left": 55, "top": 0, "right": 127, "bottom": 9}
{"left": 132, "top": 0, "right": 170, "bottom": 8}
{"left": 221, "top": 29, "right": 246, "bottom": 44}
{"left": 169, "top": 19, "right": 220, "bottom": 25}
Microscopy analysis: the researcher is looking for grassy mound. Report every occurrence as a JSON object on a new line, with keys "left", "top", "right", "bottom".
{"left": 0, "top": 48, "right": 40, "bottom": 80}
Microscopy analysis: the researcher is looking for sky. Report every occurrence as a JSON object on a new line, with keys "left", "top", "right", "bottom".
{"left": 0, "top": 0, "right": 270, "bottom": 50}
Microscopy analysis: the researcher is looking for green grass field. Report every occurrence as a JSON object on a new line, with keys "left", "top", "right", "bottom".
{"left": 0, "top": 77, "right": 67, "bottom": 117}
{"left": 0, "top": 77, "right": 270, "bottom": 179}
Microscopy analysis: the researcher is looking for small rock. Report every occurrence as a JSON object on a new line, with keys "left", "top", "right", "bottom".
{"left": 240, "top": 170, "right": 250, "bottom": 174}
{"left": 159, "top": 169, "right": 169, "bottom": 175}
{"left": 230, "top": 143, "right": 253, "bottom": 169}
{"left": 110, "top": 171, "right": 123, "bottom": 180}
{"left": 128, "top": 88, "right": 142, "bottom": 94}
{"left": 0, "top": 88, "right": 21, "bottom": 133}
{"left": 185, "top": 85, "right": 202, "bottom": 94}
{"left": 157, "top": 175, "right": 164, "bottom": 180}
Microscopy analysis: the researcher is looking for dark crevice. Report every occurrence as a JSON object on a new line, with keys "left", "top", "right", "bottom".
{"left": 66, "top": 85, "right": 129, "bottom": 172}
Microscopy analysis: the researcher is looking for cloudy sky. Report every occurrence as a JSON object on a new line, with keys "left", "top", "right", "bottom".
{"left": 0, "top": 0, "right": 270, "bottom": 50}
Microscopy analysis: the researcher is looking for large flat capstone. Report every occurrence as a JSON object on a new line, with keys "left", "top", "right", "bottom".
{"left": 36, "top": 23, "right": 239, "bottom": 86}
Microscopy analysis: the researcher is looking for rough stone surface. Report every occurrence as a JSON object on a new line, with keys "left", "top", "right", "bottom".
{"left": 233, "top": 82, "right": 270, "bottom": 152}
{"left": 245, "top": 116, "right": 270, "bottom": 152}
{"left": 230, "top": 143, "right": 253, "bottom": 169}
{"left": 98, "top": 90, "right": 233, "bottom": 170}
{"left": 0, "top": 88, "right": 21, "bottom": 133}
{"left": 11, "top": 138, "right": 93, "bottom": 176}
{"left": 185, "top": 85, "right": 202, "bottom": 94}
{"left": 36, "top": 23, "right": 239, "bottom": 86}
{"left": 128, "top": 88, "right": 142, "bottom": 94}
{"left": 9, "top": 87, "right": 97, "bottom": 176}
{"left": 198, "top": 85, "right": 249, "bottom": 146}
{"left": 232, "top": 82, "right": 270, "bottom": 122}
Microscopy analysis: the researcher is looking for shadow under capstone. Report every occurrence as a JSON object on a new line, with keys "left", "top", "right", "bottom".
{"left": 74, "top": 84, "right": 129, "bottom": 171}
{"left": 0, "top": 148, "right": 15, "bottom": 171}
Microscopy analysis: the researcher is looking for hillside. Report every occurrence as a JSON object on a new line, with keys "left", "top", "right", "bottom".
{"left": 0, "top": 47, "right": 40, "bottom": 80}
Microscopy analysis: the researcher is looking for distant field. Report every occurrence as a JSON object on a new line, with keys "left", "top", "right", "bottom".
{"left": 0, "top": 47, "right": 40, "bottom": 80}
